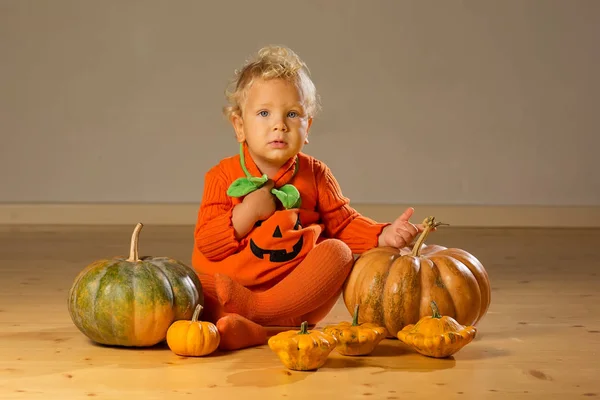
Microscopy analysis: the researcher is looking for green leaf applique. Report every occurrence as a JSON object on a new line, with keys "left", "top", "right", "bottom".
{"left": 226, "top": 174, "right": 269, "bottom": 197}
{"left": 272, "top": 184, "right": 301, "bottom": 209}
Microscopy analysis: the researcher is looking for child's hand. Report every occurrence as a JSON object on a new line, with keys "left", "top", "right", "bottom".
{"left": 243, "top": 179, "right": 277, "bottom": 221}
{"left": 232, "top": 180, "right": 277, "bottom": 239}
{"left": 378, "top": 207, "right": 424, "bottom": 249}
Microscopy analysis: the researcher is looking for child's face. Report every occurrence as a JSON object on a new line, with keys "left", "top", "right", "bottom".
{"left": 232, "top": 78, "right": 313, "bottom": 171}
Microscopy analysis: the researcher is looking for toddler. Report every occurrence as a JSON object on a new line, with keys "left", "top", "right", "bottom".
{"left": 192, "top": 45, "right": 425, "bottom": 351}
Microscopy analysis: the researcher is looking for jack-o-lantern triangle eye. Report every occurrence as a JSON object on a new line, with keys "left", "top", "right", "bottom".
{"left": 273, "top": 226, "right": 283, "bottom": 238}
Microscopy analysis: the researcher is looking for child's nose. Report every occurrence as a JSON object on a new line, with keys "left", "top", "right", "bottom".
{"left": 274, "top": 120, "right": 288, "bottom": 132}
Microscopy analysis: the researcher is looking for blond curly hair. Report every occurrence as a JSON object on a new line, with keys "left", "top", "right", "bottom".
{"left": 223, "top": 45, "right": 321, "bottom": 119}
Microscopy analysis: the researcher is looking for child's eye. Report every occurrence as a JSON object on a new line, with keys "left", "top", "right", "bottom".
{"left": 287, "top": 111, "right": 298, "bottom": 118}
{"left": 259, "top": 110, "right": 269, "bottom": 117}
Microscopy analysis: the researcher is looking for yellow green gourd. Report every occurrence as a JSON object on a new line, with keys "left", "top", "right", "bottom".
{"left": 323, "top": 305, "right": 387, "bottom": 356}
{"left": 268, "top": 321, "right": 337, "bottom": 370}
{"left": 397, "top": 301, "right": 477, "bottom": 358}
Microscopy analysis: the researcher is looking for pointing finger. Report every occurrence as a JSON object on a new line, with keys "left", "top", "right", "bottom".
{"left": 398, "top": 207, "right": 414, "bottom": 222}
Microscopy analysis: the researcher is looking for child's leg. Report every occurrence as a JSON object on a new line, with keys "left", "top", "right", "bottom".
{"left": 197, "top": 274, "right": 267, "bottom": 351}
{"left": 214, "top": 239, "right": 354, "bottom": 325}
{"left": 266, "top": 287, "right": 342, "bottom": 327}
{"left": 302, "top": 287, "right": 342, "bottom": 324}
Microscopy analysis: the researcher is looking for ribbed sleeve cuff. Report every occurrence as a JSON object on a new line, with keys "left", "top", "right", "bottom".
{"left": 339, "top": 216, "right": 390, "bottom": 254}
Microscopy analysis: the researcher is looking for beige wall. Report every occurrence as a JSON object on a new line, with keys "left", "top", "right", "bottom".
{"left": 1, "top": 1, "right": 598, "bottom": 216}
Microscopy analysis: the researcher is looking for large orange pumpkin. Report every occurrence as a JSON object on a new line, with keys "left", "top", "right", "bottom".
{"left": 68, "top": 223, "right": 204, "bottom": 347}
{"left": 343, "top": 216, "right": 490, "bottom": 338}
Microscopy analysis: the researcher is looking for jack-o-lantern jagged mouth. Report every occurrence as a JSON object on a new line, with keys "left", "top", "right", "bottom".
{"left": 250, "top": 236, "right": 304, "bottom": 263}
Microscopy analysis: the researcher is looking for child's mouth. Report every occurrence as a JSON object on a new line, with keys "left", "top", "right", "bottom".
{"left": 269, "top": 140, "right": 287, "bottom": 148}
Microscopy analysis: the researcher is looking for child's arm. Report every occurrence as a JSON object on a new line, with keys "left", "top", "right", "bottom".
{"left": 231, "top": 180, "right": 276, "bottom": 239}
{"left": 314, "top": 161, "right": 389, "bottom": 253}
{"left": 194, "top": 168, "right": 241, "bottom": 261}
{"left": 195, "top": 167, "right": 276, "bottom": 261}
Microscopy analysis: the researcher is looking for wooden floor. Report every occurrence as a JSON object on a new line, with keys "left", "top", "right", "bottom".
{"left": 0, "top": 224, "right": 599, "bottom": 399}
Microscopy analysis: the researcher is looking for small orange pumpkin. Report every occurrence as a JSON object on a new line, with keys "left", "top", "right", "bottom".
{"left": 268, "top": 321, "right": 337, "bottom": 371}
{"left": 166, "top": 304, "right": 220, "bottom": 356}
{"left": 323, "top": 305, "right": 387, "bottom": 356}
{"left": 397, "top": 301, "right": 477, "bottom": 358}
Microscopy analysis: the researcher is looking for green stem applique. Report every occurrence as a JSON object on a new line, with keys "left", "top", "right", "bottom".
{"left": 226, "top": 143, "right": 301, "bottom": 209}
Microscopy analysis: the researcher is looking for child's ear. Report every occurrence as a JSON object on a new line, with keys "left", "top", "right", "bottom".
{"left": 304, "top": 117, "right": 313, "bottom": 144}
{"left": 231, "top": 112, "right": 245, "bottom": 143}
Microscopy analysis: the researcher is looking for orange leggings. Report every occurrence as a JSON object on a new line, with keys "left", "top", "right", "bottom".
{"left": 197, "top": 239, "right": 354, "bottom": 326}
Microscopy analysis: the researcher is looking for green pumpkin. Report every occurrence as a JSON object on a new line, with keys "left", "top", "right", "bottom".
{"left": 67, "top": 223, "right": 204, "bottom": 347}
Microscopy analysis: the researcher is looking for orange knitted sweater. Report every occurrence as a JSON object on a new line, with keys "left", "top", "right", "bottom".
{"left": 192, "top": 144, "right": 388, "bottom": 289}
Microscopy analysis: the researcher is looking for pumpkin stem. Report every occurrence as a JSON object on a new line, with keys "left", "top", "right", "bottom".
{"left": 192, "top": 304, "right": 203, "bottom": 322}
{"left": 430, "top": 301, "right": 442, "bottom": 319}
{"left": 352, "top": 304, "right": 360, "bottom": 326}
{"left": 299, "top": 321, "right": 309, "bottom": 334}
{"left": 127, "top": 222, "right": 143, "bottom": 262}
{"left": 411, "top": 216, "right": 449, "bottom": 257}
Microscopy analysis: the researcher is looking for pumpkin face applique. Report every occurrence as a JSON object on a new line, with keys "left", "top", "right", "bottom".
{"left": 249, "top": 211, "right": 304, "bottom": 263}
